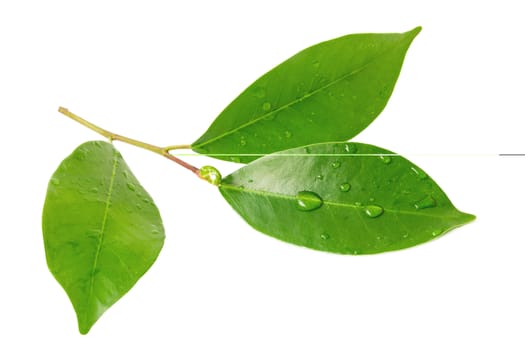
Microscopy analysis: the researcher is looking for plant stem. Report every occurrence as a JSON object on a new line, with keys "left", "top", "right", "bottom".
{"left": 58, "top": 107, "right": 200, "bottom": 177}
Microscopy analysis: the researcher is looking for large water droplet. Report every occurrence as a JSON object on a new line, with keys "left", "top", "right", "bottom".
{"left": 127, "top": 183, "right": 136, "bottom": 191}
{"left": 410, "top": 166, "right": 428, "bottom": 179}
{"left": 331, "top": 161, "right": 341, "bottom": 169}
{"left": 364, "top": 205, "right": 384, "bottom": 218}
{"left": 296, "top": 191, "right": 323, "bottom": 211}
{"left": 262, "top": 102, "right": 272, "bottom": 111}
{"left": 312, "top": 60, "right": 320, "bottom": 68}
{"left": 379, "top": 155, "right": 392, "bottom": 164}
{"left": 50, "top": 177, "right": 60, "bottom": 186}
{"left": 284, "top": 131, "right": 292, "bottom": 138}
{"left": 320, "top": 233, "right": 330, "bottom": 240}
{"left": 339, "top": 183, "right": 351, "bottom": 192}
{"left": 199, "top": 165, "right": 222, "bottom": 186}
{"left": 414, "top": 195, "right": 436, "bottom": 210}
{"left": 316, "top": 174, "right": 324, "bottom": 181}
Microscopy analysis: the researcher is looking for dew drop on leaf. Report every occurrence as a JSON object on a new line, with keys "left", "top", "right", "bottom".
{"left": 127, "top": 183, "right": 136, "bottom": 191}
{"left": 339, "top": 183, "right": 351, "bottom": 192}
{"left": 431, "top": 229, "right": 442, "bottom": 237}
{"left": 364, "top": 205, "right": 384, "bottom": 218}
{"left": 320, "top": 233, "right": 330, "bottom": 240}
{"left": 344, "top": 143, "right": 357, "bottom": 154}
{"left": 379, "top": 155, "right": 392, "bottom": 164}
{"left": 410, "top": 166, "right": 428, "bottom": 179}
{"left": 253, "top": 86, "right": 266, "bottom": 98}
{"left": 331, "top": 161, "right": 341, "bottom": 169}
{"left": 50, "top": 177, "right": 60, "bottom": 186}
{"left": 262, "top": 102, "right": 272, "bottom": 111}
{"left": 284, "top": 131, "right": 292, "bottom": 138}
{"left": 295, "top": 191, "right": 323, "bottom": 211}
{"left": 413, "top": 195, "right": 436, "bottom": 210}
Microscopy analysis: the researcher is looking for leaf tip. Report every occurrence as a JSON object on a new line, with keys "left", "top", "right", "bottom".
{"left": 410, "top": 26, "right": 423, "bottom": 36}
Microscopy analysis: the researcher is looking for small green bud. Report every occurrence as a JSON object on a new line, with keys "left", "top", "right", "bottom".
{"left": 199, "top": 165, "right": 222, "bottom": 186}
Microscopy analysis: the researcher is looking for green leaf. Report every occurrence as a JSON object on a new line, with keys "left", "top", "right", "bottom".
{"left": 192, "top": 27, "right": 421, "bottom": 163}
{"left": 42, "top": 141, "right": 165, "bottom": 334}
{"left": 219, "top": 142, "right": 474, "bottom": 254}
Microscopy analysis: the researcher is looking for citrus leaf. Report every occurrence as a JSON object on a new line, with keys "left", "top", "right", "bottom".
{"left": 219, "top": 142, "right": 474, "bottom": 254}
{"left": 42, "top": 141, "right": 165, "bottom": 334}
{"left": 192, "top": 27, "right": 421, "bottom": 163}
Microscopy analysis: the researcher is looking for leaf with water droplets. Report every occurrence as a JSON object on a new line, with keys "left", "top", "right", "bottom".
{"left": 219, "top": 142, "right": 474, "bottom": 254}
{"left": 42, "top": 141, "right": 165, "bottom": 334}
{"left": 192, "top": 27, "right": 421, "bottom": 163}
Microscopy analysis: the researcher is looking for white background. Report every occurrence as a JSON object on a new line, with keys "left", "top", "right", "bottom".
{"left": 1, "top": 1, "right": 524, "bottom": 349}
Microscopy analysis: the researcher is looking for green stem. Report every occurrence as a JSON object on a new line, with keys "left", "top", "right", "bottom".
{"left": 58, "top": 107, "right": 201, "bottom": 177}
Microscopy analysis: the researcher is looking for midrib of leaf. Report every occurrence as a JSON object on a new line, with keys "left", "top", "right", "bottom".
{"left": 86, "top": 149, "right": 119, "bottom": 308}
{"left": 195, "top": 36, "right": 408, "bottom": 149}
{"left": 220, "top": 184, "right": 460, "bottom": 219}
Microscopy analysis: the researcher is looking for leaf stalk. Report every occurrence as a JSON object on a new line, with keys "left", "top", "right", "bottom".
{"left": 58, "top": 107, "right": 201, "bottom": 177}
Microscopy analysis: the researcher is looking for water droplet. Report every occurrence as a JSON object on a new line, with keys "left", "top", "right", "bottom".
{"left": 123, "top": 170, "right": 129, "bottom": 179}
{"left": 305, "top": 147, "right": 311, "bottom": 154}
{"left": 240, "top": 138, "right": 247, "bottom": 146}
{"left": 264, "top": 114, "right": 276, "bottom": 121}
{"left": 127, "top": 183, "right": 136, "bottom": 191}
{"left": 316, "top": 174, "right": 324, "bottom": 181}
{"left": 431, "top": 229, "right": 442, "bottom": 237}
{"left": 136, "top": 203, "right": 142, "bottom": 210}
{"left": 320, "top": 233, "right": 330, "bottom": 240}
{"left": 414, "top": 196, "right": 436, "bottom": 210}
{"left": 354, "top": 201, "right": 363, "bottom": 207}
{"left": 142, "top": 197, "right": 151, "bottom": 204}
{"left": 312, "top": 60, "right": 320, "bottom": 68}
{"left": 364, "top": 205, "right": 384, "bottom": 218}
{"left": 199, "top": 165, "right": 222, "bottom": 186}
{"left": 152, "top": 230, "right": 160, "bottom": 235}
{"left": 331, "top": 161, "right": 341, "bottom": 169}
{"left": 410, "top": 166, "right": 428, "bottom": 179}
{"left": 262, "top": 102, "right": 272, "bottom": 111}
{"left": 253, "top": 86, "right": 266, "bottom": 98}
{"left": 402, "top": 233, "right": 409, "bottom": 238}
{"left": 344, "top": 143, "right": 357, "bottom": 153}
{"left": 50, "top": 177, "right": 60, "bottom": 186}
{"left": 379, "top": 155, "right": 392, "bottom": 164}
{"left": 376, "top": 235, "right": 383, "bottom": 241}
{"left": 284, "top": 131, "right": 292, "bottom": 138}
{"left": 339, "top": 183, "right": 351, "bottom": 192}
{"left": 89, "top": 187, "right": 99, "bottom": 193}
{"left": 230, "top": 156, "right": 241, "bottom": 163}
{"left": 295, "top": 191, "right": 323, "bottom": 211}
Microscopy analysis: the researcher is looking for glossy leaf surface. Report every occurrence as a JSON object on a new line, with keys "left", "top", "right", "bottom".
{"left": 42, "top": 141, "right": 165, "bottom": 334}
{"left": 219, "top": 142, "right": 474, "bottom": 254}
{"left": 193, "top": 27, "right": 421, "bottom": 163}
